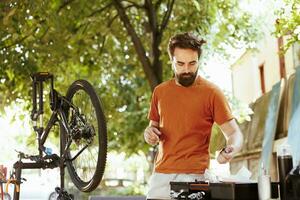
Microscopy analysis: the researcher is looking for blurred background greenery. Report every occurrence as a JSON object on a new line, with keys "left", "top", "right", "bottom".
{"left": 0, "top": 0, "right": 299, "bottom": 198}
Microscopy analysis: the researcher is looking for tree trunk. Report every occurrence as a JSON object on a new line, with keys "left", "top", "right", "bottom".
{"left": 152, "top": 33, "right": 163, "bottom": 83}
{"left": 113, "top": 0, "right": 160, "bottom": 91}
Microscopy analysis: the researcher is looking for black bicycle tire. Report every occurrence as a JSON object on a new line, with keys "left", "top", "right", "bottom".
{"left": 62, "top": 79, "right": 107, "bottom": 192}
{"left": 4, "top": 193, "right": 11, "bottom": 200}
{"left": 48, "top": 191, "right": 58, "bottom": 200}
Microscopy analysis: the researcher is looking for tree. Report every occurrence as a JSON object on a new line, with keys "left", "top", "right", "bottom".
{"left": 0, "top": 0, "right": 260, "bottom": 155}
{"left": 275, "top": 0, "right": 300, "bottom": 52}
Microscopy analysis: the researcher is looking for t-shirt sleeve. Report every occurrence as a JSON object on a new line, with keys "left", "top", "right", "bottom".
{"left": 147, "top": 88, "right": 160, "bottom": 122}
{"left": 211, "top": 87, "right": 234, "bottom": 125}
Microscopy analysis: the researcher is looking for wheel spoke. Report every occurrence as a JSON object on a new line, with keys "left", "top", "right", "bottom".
{"left": 69, "top": 92, "right": 98, "bottom": 179}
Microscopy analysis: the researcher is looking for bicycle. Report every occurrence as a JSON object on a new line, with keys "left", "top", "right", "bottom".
{"left": 7, "top": 72, "right": 107, "bottom": 200}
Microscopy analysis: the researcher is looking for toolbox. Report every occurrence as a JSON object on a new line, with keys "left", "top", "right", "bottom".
{"left": 170, "top": 181, "right": 279, "bottom": 200}
{"left": 209, "top": 182, "right": 279, "bottom": 200}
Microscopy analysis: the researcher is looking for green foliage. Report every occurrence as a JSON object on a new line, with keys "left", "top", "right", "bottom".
{"left": 275, "top": 0, "right": 300, "bottom": 52}
{"left": 224, "top": 91, "right": 254, "bottom": 123}
{"left": 0, "top": 0, "right": 260, "bottom": 156}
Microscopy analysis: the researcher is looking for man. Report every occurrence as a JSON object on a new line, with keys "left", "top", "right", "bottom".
{"left": 144, "top": 32, "right": 243, "bottom": 200}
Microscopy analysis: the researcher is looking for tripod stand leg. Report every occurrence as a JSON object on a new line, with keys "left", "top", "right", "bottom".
{"left": 60, "top": 161, "right": 65, "bottom": 192}
{"left": 13, "top": 162, "right": 22, "bottom": 200}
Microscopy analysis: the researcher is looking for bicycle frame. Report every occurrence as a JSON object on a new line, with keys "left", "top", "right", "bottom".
{"left": 11, "top": 72, "right": 76, "bottom": 200}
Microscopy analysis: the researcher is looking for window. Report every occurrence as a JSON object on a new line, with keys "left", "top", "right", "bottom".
{"left": 259, "top": 64, "right": 266, "bottom": 94}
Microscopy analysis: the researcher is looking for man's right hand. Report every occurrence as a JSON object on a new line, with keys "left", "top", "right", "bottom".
{"left": 144, "top": 126, "right": 161, "bottom": 145}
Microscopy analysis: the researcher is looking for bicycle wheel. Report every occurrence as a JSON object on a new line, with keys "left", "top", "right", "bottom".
{"left": 61, "top": 79, "right": 107, "bottom": 192}
{"left": 4, "top": 193, "right": 11, "bottom": 200}
{"left": 48, "top": 191, "right": 58, "bottom": 200}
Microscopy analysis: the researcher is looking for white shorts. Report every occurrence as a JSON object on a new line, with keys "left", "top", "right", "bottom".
{"left": 146, "top": 172, "right": 204, "bottom": 200}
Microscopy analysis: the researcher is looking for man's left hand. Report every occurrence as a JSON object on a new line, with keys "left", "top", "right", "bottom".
{"left": 216, "top": 146, "right": 234, "bottom": 164}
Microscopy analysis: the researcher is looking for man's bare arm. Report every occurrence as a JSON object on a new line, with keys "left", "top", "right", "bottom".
{"left": 217, "top": 118, "right": 243, "bottom": 163}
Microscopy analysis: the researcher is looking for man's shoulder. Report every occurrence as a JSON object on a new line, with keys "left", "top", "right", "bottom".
{"left": 198, "top": 77, "right": 227, "bottom": 100}
{"left": 154, "top": 79, "right": 174, "bottom": 91}
{"left": 198, "top": 76, "right": 220, "bottom": 91}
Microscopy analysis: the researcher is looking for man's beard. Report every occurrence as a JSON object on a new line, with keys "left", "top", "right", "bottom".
{"left": 175, "top": 69, "right": 198, "bottom": 87}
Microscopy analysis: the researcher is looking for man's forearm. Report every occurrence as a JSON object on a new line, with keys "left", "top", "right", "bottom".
{"left": 226, "top": 130, "right": 243, "bottom": 154}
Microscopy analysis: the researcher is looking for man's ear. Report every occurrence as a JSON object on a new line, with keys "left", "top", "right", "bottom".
{"left": 171, "top": 60, "right": 176, "bottom": 73}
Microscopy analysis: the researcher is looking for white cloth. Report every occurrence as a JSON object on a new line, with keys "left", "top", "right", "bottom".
{"left": 146, "top": 172, "right": 204, "bottom": 199}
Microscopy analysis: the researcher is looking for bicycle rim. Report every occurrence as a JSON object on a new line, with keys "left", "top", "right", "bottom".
{"left": 62, "top": 80, "right": 107, "bottom": 192}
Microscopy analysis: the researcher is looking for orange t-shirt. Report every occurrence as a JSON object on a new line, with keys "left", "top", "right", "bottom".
{"left": 148, "top": 76, "right": 233, "bottom": 174}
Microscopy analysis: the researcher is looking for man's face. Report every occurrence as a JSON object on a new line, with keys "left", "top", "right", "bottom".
{"left": 172, "top": 47, "right": 199, "bottom": 87}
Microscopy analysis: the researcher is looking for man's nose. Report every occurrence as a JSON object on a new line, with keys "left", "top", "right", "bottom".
{"left": 182, "top": 64, "right": 189, "bottom": 73}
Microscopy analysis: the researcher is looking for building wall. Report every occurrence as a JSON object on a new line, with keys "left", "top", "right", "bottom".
{"left": 230, "top": 31, "right": 300, "bottom": 179}
{"left": 285, "top": 39, "right": 296, "bottom": 77}
{"left": 231, "top": 34, "right": 298, "bottom": 104}
{"left": 256, "top": 35, "right": 281, "bottom": 92}
{"left": 231, "top": 51, "right": 261, "bottom": 103}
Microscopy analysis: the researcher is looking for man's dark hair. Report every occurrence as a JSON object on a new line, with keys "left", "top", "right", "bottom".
{"left": 168, "top": 32, "right": 206, "bottom": 59}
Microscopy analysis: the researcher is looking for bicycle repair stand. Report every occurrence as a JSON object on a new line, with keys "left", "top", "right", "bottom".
{"left": 9, "top": 150, "right": 74, "bottom": 200}
{"left": 8, "top": 72, "right": 74, "bottom": 200}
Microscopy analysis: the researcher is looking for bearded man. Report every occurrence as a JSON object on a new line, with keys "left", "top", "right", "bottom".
{"left": 144, "top": 32, "right": 243, "bottom": 200}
